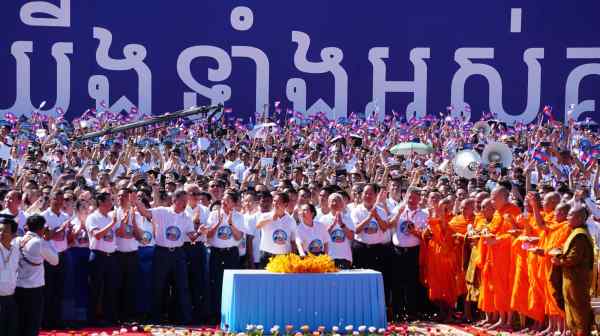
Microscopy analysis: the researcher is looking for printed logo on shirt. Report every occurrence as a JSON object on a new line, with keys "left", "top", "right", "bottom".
{"left": 331, "top": 228, "right": 346, "bottom": 243}
{"left": 103, "top": 229, "right": 114, "bottom": 242}
{"left": 398, "top": 220, "right": 414, "bottom": 235}
{"left": 272, "top": 229, "right": 288, "bottom": 245}
{"left": 123, "top": 224, "right": 134, "bottom": 239}
{"left": 141, "top": 231, "right": 153, "bottom": 245}
{"left": 308, "top": 239, "right": 324, "bottom": 254}
{"left": 165, "top": 226, "right": 181, "bottom": 241}
{"left": 364, "top": 219, "right": 379, "bottom": 234}
{"left": 217, "top": 226, "right": 233, "bottom": 240}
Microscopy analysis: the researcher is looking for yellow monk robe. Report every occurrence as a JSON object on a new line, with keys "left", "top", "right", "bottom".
{"left": 561, "top": 227, "right": 594, "bottom": 336}
{"left": 525, "top": 212, "right": 545, "bottom": 322}
{"left": 465, "top": 213, "right": 487, "bottom": 303}
{"left": 424, "top": 217, "right": 461, "bottom": 306}
{"left": 476, "top": 214, "right": 494, "bottom": 312}
{"left": 540, "top": 221, "right": 572, "bottom": 317}
{"left": 510, "top": 213, "right": 534, "bottom": 318}
{"left": 449, "top": 214, "right": 474, "bottom": 296}
{"left": 479, "top": 203, "right": 521, "bottom": 313}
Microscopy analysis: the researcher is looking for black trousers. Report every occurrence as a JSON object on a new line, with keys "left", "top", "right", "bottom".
{"left": 352, "top": 242, "right": 393, "bottom": 304}
{"left": 258, "top": 251, "right": 276, "bottom": 269}
{"left": 43, "top": 251, "right": 67, "bottom": 329}
{"left": 0, "top": 295, "right": 17, "bottom": 336}
{"left": 116, "top": 250, "right": 139, "bottom": 321}
{"left": 15, "top": 286, "right": 44, "bottom": 336}
{"left": 391, "top": 245, "right": 423, "bottom": 319}
{"left": 208, "top": 246, "right": 239, "bottom": 322}
{"left": 152, "top": 246, "right": 192, "bottom": 324}
{"left": 88, "top": 251, "right": 119, "bottom": 324}
{"left": 183, "top": 242, "right": 209, "bottom": 323}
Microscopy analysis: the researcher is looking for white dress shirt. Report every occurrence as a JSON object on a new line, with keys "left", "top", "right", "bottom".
{"left": 15, "top": 232, "right": 59, "bottom": 288}
{"left": 85, "top": 210, "right": 117, "bottom": 253}
{"left": 295, "top": 220, "right": 331, "bottom": 256}
{"left": 258, "top": 211, "right": 297, "bottom": 255}
{"left": 112, "top": 207, "right": 143, "bottom": 253}
{"left": 184, "top": 204, "right": 209, "bottom": 244}
{"left": 391, "top": 205, "right": 429, "bottom": 247}
{"left": 70, "top": 216, "right": 89, "bottom": 248}
{"left": 41, "top": 208, "right": 70, "bottom": 253}
{"left": 320, "top": 211, "right": 355, "bottom": 262}
{"left": 207, "top": 210, "right": 243, "bottom": 248}
{"left": 151, "top": 207, "right": 194, "bottom": 248}
{"left": 0, "top": 240, "right": 20, "bottom": 296}
{"left": 351, "top": 204, "right": 389, "bottom": 245}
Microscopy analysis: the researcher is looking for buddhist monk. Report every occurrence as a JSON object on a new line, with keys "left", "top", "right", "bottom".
{"left": 474, "top": 198, "right": 498, "bottom": 327}
{"left": 537, "top": 202, "right": 572, "bottom": 335}
{"left": 449, "top": 198, "right": 476, "bottom": 322}
{"left": 524, "top": 192, "right": 546, "bottom": 331}
{"left": 422, "top": 198, "right": 460, "bottom": 321}
{"left": 552, "top": 205, "right": 594, "bottom": 336}
{"left": 485, "top": 186, "right": 521, "bottom": 331}
{"left": 510, "top": 192, "right": 539, "bottom": 332}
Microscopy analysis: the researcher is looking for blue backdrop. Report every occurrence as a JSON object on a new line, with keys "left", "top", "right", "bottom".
{"left": 1, "top": 1, "right": 599, "bottom": 123}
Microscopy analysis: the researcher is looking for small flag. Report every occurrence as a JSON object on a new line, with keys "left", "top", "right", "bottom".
{"left": 532, "top": 148, "right": 550, "bottom": 162}
{"left": 543, "top": 105, "right": 554, "bottom": 121}
{"left": 224, "top": 107, "right": 233, "bottom": 113}
{"left": 274, "top": 101, "right": 281, "bottom": 114}
{"left": 591, "top": 144, "right": 600, "bottom": 159}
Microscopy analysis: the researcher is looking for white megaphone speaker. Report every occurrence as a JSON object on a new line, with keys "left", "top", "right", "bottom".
{"left": 482, "top": 141, "right": 513, "bottom": 168}
{"left": 452, "top": 150, "right": 482, "bottom": 179}
{"left": 472, "top": 121, "right": 491, "bottom": 137}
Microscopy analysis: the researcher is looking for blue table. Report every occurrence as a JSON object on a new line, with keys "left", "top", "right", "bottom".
{"left": 221, "top": 270, "right": 387, "bottom": 331}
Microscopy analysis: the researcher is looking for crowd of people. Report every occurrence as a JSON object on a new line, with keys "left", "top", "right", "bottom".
{"left": 0, "top": 108, "right": 597, "bottom": 336}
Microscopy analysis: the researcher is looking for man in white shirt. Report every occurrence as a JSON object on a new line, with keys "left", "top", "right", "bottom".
{"left": 388, "top": 186, "right": 429, "bottom": 320}
{"left": 1, "top": 190, "right": 26, "bottom": 236}
{"left": 0, "top": 216, "right": 20, "bottom": 336}
{"left": 15, "top": 214, "right": 59, "bottom": 336}
{"left": 256, "top": 191, "right": 297, "bottom": 267}
{"left": 350, "top": 183, "right": 390, "bottom": 304}
{"left": 39, "top": 191, "right": 70, "bottom": 329}
{"left": 136, "top": 189, "right": 202, "bottom": 324}
{"left": 206, "top": 191, "right": 244, "bottom": 323}
{"left": 244, "top": 190, "right": 273, "bottom": 268}
{"left": 85, "top": 192, "right": 119, "bottom": 326}
{"left": 321, "top": 193, "right": 355, "bottom": 269}
{"left": 113, "top": 188, "right": 143, "bottom": 322}
{"left": 184, "top": 183, "right": 210, "bottom": 323}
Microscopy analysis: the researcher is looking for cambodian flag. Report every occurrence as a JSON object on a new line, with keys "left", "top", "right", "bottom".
{"left": 532, "top": 148, "right": 550, "bottom": 162}
{"left": 274, "top": 101, "right": 281, "bottom": 114}
{"left": 223, "top": 107, "right": 233, "bottom": 113}
{"left": 591, "top": 144, "right": 600, "bottom": 159}
{"left": 543, "top": 105, "right": 554, "bottom": 121}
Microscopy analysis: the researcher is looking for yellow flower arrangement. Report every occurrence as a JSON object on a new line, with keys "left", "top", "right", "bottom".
{"left": 266, "top": 254, "right": 338, "bottom": 273}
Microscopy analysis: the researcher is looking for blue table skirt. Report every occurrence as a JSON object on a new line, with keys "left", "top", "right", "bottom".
{"left": 221, "top": 270, "right": 387, "bottom": 331}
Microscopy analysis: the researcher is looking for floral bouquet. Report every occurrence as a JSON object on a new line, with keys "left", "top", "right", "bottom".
{"left": 266, "top": 254, "right": 338, "bottom": 273}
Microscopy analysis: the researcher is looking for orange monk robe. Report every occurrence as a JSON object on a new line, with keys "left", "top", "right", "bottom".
{"left": 424, "top": 217, "right": 461, "bottom": 306}
{"left": 449, "top": 214, "right": 474, "bottom": 295}
{"left": 540, "top": 221, "right": 572, "bottom": 317}
{"left": 510, "top": 213, "right": 535, "bottom": 318}
{"left": 480, "top": 203, "right": 521, "bottom": 313}
{"left": 524, "top": 213, "right": 545, "bottom": 323}
{"left": 420, "top": 213, "right": 452, "bottom": 287}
